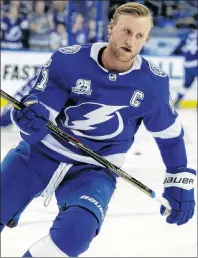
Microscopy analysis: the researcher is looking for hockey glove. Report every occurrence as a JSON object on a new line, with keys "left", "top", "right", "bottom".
{"left": 160, "top": 168, "right": 196, "bottom": 225}
{"left": 12, "top": 95, "right": 50, "bottom": 144}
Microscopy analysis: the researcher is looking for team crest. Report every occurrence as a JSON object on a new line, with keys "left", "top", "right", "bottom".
{"left": 59, "top": 45, "right": 81, "bottom": 54}
{"left": 72, "top": 79, "right": 92, "bottom": 95}
{"left": 149, "top": 61, "right": 167, "bottom": 77}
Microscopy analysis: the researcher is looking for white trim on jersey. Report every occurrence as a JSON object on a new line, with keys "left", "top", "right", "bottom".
{"left": 42, "top": 134, "right": 126, "bottom": 168}
{"left": 29, "top": 234, "right": 68, "bottom": 257}
{"left": 184, "top": 60, "right": 198, "bottom": 68}
{"left": 149, "top": 117, "right": 182, "bottom": 139}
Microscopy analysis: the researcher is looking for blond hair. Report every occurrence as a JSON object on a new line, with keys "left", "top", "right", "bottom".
{"left": 107, "top": 2, "right": 153, "bottom": 37}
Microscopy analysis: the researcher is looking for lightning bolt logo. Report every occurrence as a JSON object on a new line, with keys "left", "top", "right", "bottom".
{"left": 64, "top": 102, "right": 128, "bottom": 140}
{"left": 71, "top": 105, "right": 126, "bottom": 130}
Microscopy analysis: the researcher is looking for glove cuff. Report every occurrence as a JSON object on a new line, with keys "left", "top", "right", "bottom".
{"left": 164, "top": 171, "right": 196, "bottom": 190}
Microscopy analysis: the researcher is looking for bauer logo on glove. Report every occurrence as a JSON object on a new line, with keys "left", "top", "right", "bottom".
{"left": 163, "top": 172, "right": 195, "bottom": 190}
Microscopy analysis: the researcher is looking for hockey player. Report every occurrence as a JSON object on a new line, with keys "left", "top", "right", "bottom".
{"left": 174, "top": 29, "right": 198, "bottom": 107}
{"left": 1, "top": 3, "right": 196, "bottom": 257}
{"left": 0, "top": 75, "right": 38, "bottom": 127}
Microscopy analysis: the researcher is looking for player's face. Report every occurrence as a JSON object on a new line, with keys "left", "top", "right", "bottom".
{"left": 109, "top": 14, "right": 151, "bottom": 62}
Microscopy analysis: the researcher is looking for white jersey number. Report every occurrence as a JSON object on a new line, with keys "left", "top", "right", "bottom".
{"left": 35, "top": 69, "right": 49, "bottom": 91}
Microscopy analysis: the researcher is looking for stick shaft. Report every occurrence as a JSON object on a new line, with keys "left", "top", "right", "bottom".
{"left": 0, "top": 89, "right": 171, "bottom": 211}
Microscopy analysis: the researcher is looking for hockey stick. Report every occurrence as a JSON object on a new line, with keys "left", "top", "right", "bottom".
{"left": 0, "top": 89, "right": 171, "bottom": 214}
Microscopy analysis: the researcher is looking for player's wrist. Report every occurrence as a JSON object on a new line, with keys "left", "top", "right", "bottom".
{"left": 163, "top": 170, "right": 195, "bottom": 191}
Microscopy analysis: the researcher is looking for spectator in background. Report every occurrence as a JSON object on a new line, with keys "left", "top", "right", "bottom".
{"left": 28, "top": 0, "right": 55, "bottom": 50}
{"left": 49, "top": 23, "right": 68, "bottom": 50}
{"left": 17, "top": 1, "right": 34, "bottom": 18}
{"left": 1, "top": 0, "right": 10, "bottom": 13}
{"left": 0, "top": 0, "right": 5, "bottom": 38}
{"left": 1, "top": 2, "right": 29, "bottom": 49}
{"left": 173, "top": 1, "right": 196, "bottom": 28}
{"left": 52, "top": 0, "right": 68, "bottom": 27}
{"left": 155, "top": 4, "right": 177, "bottom": 33}
{"left": 88, "top": 19, "right": 96, "bottom": 43}
{"left": 70, "top": 13, "right": 87, "bottom": 45}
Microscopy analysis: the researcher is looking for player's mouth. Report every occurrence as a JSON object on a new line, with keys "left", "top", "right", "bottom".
{"left": 121, "top": 47, "right": 132, "bottom": 53}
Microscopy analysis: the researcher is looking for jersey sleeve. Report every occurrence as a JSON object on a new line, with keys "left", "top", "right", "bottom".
{"left": 142, "top": 82, "right": 187, "bottom": 171}
{"left": 27, "top": 50, "right": 70, "bottom": 124}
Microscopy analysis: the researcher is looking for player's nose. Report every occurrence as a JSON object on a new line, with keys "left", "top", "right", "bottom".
{"left": 125, "top": 40, "right": 133, "bottom": 50}
{"left": 128, "top": 34, "right": 138, "bottom": 45}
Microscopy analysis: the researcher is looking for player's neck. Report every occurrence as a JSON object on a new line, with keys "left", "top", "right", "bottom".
{"left": 102, "top": 45, "right": 134, "bottom": 73}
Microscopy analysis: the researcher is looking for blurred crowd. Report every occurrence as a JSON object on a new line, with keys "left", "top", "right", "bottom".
{"left": 1, "top": 0, "right": 68, "bottom": 50}
{"left": 147, "top": 0, "right": 197, "bottom": 32}
{"left": 109, "top": 0, "right": 197, "bottom": 32}
{"left": 1, "top": 0, "right": 197, "bottom": 51}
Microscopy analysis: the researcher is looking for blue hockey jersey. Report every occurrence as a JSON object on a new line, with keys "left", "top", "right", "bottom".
{"left": 180, "top": 30, "right": 198, "bottom": 68}
{"left": 1, "top": 14, "right": 28, "bottom": 49}
{"left": 20, "top": 43, "right": 187, "bottom": 170}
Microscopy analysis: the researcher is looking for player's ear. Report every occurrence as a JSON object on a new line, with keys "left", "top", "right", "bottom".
{"left": 108, "top": 20, "right": 114, "bottom": 37}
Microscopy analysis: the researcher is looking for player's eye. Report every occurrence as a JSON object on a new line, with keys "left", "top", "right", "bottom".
{"left": 136, "top": 34, "right": 143, "bottom": 39}
{"left": 124, "top": 29, "right": 131, "bottom": 35}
